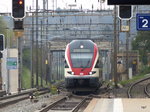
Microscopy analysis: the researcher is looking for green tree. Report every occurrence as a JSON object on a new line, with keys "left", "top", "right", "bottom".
{"left": 0, "top": 17, "right": 15, "bottom": 48}
{"left": 0, "top": 17, "right": 7, "bottom": 36}
{"left": 23, "top": 48, "right": 31, "bottom": 69}
{"left": 132, "top": 31, "right": 150, "bottom": 65}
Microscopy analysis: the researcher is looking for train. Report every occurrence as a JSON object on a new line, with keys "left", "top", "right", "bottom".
{"left": 64, "top": 40, "right": 102, "bottom": 91}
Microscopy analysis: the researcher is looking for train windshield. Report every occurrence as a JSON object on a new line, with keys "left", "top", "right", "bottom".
{"left": 71, "top": 53, "right": 93, "bottom": 68}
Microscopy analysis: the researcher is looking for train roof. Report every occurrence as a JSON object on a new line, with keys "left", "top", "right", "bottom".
{"left": 69, "top": 40, "right": 94, "bottom": 45}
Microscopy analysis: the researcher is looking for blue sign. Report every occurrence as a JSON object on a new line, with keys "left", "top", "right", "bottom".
{"left": 137, "top": 14, "right": 150, "bottom": 31}
{"left": 7, "top": 58, "right": 18, "bottom": 69}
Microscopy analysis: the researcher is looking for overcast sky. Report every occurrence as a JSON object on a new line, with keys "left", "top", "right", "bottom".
{"left": 0, "top": 0, "right": 112, "bottom": 12}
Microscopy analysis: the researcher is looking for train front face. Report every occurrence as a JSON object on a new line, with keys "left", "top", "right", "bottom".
{"left": 65, "top": 40, "right": 100, "bottom": 89}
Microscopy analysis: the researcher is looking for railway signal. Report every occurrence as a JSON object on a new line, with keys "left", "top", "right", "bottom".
{"left": 118, "top": 6, "right": 132, "bottom": 20}
{"left": 12, "top": 0, "right": 25, "bottom": 19}
{"left": 13, "top": 20, "right": 24, "bottom": 30}
{"left": 108, "top": 0, "right": 150, "bottom": 5}
{"left": 0, "top": 34, "right": 5, "bottom": 51}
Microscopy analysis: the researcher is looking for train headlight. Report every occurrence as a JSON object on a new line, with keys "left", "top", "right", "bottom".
{"left": 71, "top": 72, "right": 74, "bottom": 75}
{"left": 89, "top": 72, "right": 92, "bottom": 75}
{"left": 89, "top": 71, "right": 96, "bottom": 75}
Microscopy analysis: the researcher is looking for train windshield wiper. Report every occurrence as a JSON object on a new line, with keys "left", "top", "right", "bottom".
{"left": 81, "top": 60, "right": 90, "bottom": 71}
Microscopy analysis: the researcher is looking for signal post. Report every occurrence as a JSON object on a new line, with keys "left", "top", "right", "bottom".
{"left": 0, "top": 35, "right": 5, "bottom": 90}
{"left": 12, "top": 0, "right": 25, "bottom": 92}
{"left": 108, "top": 0, "right": 150, "bottom": 84}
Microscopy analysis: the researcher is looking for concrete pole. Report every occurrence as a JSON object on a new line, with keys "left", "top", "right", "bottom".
{"left": 18, "top": 37, "right": 22, "bottom": 92}
{"left": 35, "top": 0, "right": 39, "bottom": 88}
{"left": 31, "top": 24, "right": 34, "bottom": 88}
{"left": 113, "top": 5, "right": 118, "bottom": 87}
{"left": 40, "top": 20, "right": 43, "bottom": 87}
{"left": 31, "top": 8, "right": 34, "bottom": 88}
{"left": 6, "top": 28, "right": 10, "bottom": 94}
{"left": 126, "top": 20, "right": 130, "bottom": 79}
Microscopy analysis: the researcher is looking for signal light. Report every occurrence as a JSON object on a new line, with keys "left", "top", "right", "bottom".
{"left": 12, "top": 0, "right": 25, "bottom": 19}
{"left": 0, "top": 52, "right": 2, "bottom": 58}
{"left": 108, "top": 0, "right": 150, "bottom": 5}
{"left": 19, "top": 0, "right": 23, "bottom": 5}
{"left": 118, "top": 5, "right": 132, "bottom": 20}
{"left": 0, "top": 34, "right": 5, "bottom": 51}
{"left": 13, "top": 20, "right": 24, "bottom": 30}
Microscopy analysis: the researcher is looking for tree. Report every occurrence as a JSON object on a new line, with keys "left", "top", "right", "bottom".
{"left": 0, "top": 17, "right": 15, "bottom": 48}
{"left": 0, "top": 17, "right": 7, "bottom": 36}
{"left": 132, "top": 31, "right": 150, "bottom": 65}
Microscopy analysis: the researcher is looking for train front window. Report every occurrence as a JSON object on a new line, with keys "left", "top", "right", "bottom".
{"left": 70, "top": 53, "right": 93, "bottom": 68}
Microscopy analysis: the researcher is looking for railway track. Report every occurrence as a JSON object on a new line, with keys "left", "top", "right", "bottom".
{"left": 144, "top": 83, "right": 150, "bottom": 97}
{"left": 37, "top": 94, "right": 88, "bottom": 112}
{"left": 37, "top": 86, "right": 114, "bottom": 112}
{"left": 0, "top": 88, "right": 50, "bottom": 108}
{"left": 127, "top": 76, "right": 150, "bottom": 98}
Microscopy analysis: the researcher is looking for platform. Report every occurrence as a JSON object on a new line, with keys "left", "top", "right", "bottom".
{"left": 84, "top": 98, "right": 150, "bottom": 112}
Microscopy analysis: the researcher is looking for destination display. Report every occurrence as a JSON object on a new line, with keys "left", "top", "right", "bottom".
{"left": 73, "top": 49, "right": 91, "bottom": 52}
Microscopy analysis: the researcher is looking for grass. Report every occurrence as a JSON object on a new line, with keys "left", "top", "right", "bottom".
{"left": 49, "top": 84, "right": 57, "bottom": 94}
{"left": 22, "top": 67, "right": 31, "bottom": 89}
{"left": 119, "top": 74, "right": 147, "bottom": 86}
{"left": 140, "top": 66, "right": 150, "bottom": 75}
{"left": 21, "top": 67, "right": 62, "bottom": 95}
{"left": 37, "top": 76, "right": 51, "bottom": 88}
{"left": 119, "top": 66, "right": 150, "bottom": 86}
{"left": 22, "top": 67, "right": 50, "bottom": 89}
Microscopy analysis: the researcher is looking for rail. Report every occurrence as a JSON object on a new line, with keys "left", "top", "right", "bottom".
{"left": 144, "top": 83, "right": 150, "bottom": 98}
{"left": 127, "top": 76, "right": 150, "bottom": 98}
{"left": 0, "top": 88, "right": 50, "bottom": 108}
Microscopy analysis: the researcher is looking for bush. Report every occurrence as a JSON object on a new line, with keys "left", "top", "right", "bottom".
{"left": 22, "top": 67, "right": 31, "bottom": 89}
{"left": 50, "top": 85, "right": 57, "bottom": 94}
{"left": 119, "top": 66, "right": 150, "bottom": 86}
{"left": 140, "top": 66, "right": 150, "bottom": 75}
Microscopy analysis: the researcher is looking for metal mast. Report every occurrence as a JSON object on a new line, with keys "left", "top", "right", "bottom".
{"left": 113, "top": 5, "right": 118, "bottom": 87}
{"left": 35, "top": 0, "right": 39, "bottom": 88}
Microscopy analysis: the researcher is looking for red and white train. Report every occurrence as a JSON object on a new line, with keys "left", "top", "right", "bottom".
{"left": 64, "top": 40, "right": 102, "bottom": 91}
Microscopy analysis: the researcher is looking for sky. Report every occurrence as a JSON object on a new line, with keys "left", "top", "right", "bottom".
{"left": 0, "top": 0, "right": 112, "bottom": 12}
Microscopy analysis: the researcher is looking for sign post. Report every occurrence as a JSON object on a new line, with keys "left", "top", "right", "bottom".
{"left": 136, "top": 14, "right": 150, "bottom": 31}
{"left": 7, "top": 57, "right": 18, "bottom": 69}
{"left": 120, "top": 25, "right": 130, "bottom": 32}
